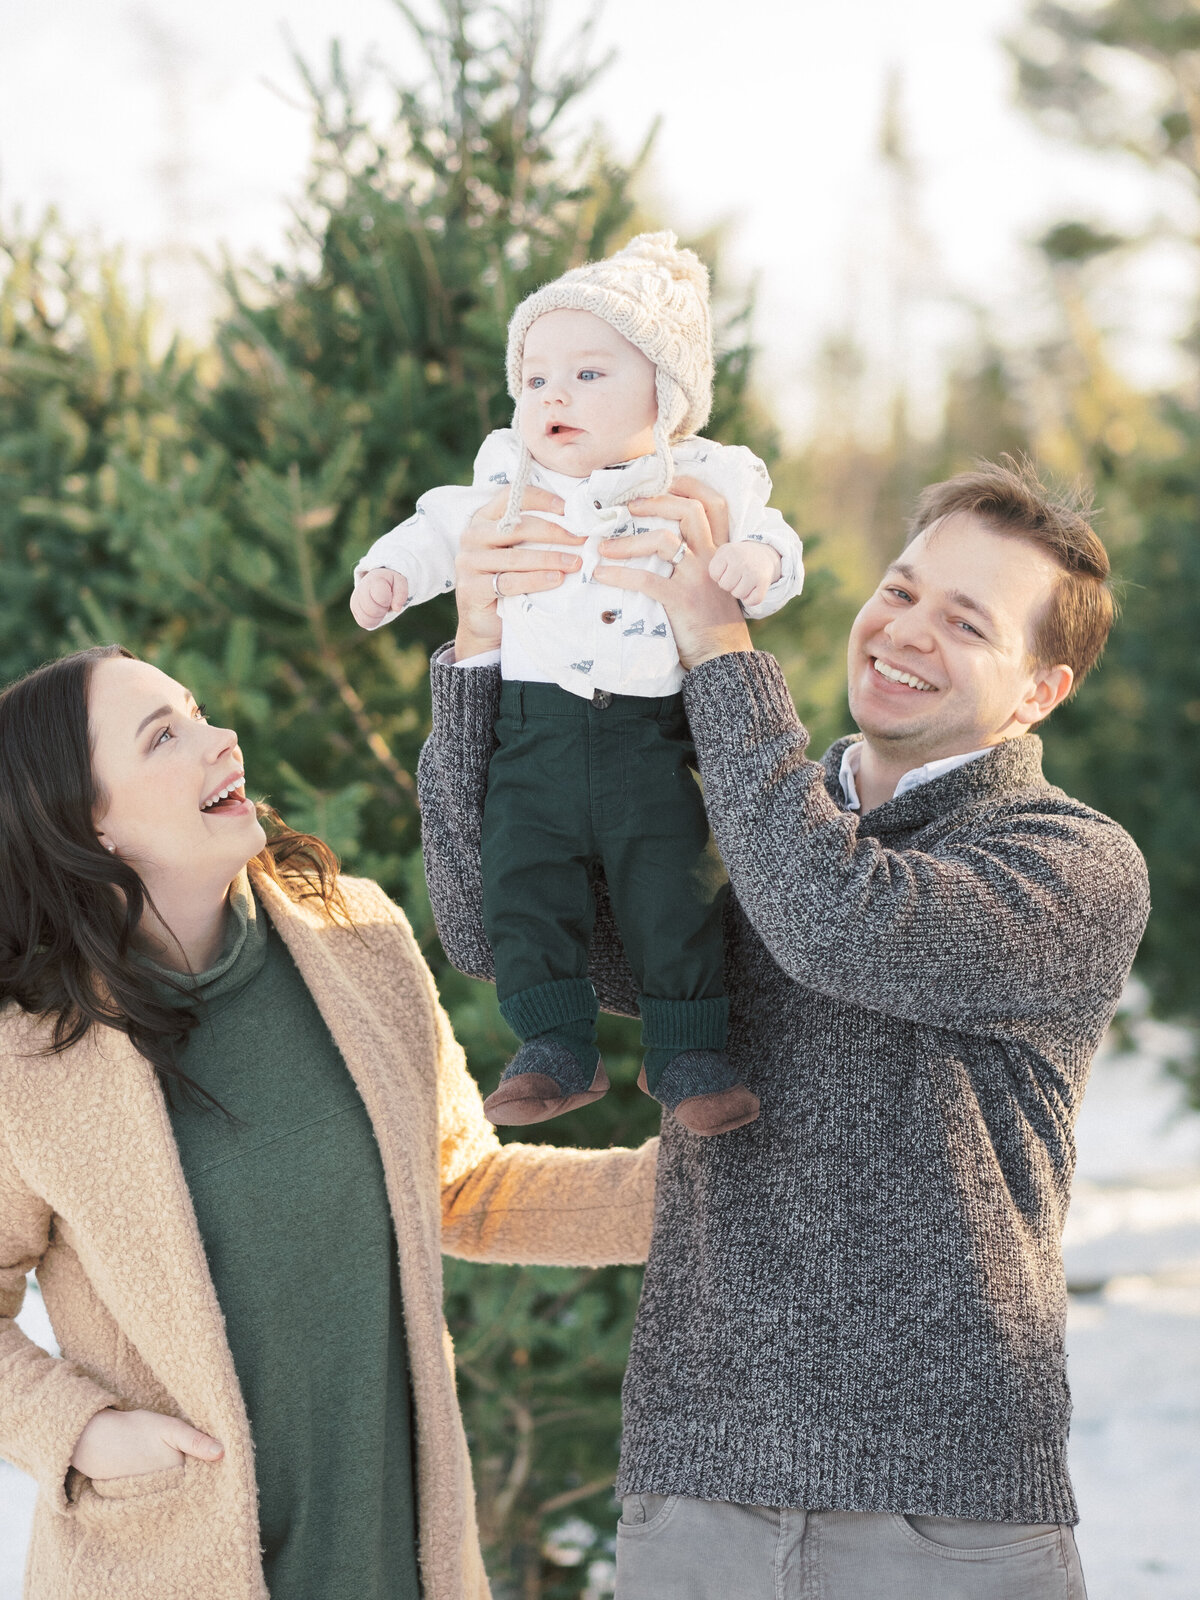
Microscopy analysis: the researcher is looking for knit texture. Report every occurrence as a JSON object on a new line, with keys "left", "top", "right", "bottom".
{"left": 645, "top": 1050, "right": 741, "bottom": 1107}
{"left": 155, "top": 887, "right": 421, "bottom": 1600}
{"left": 639, "top": 995, "right": 729, "bottom": 1052}
{"left": 500, "top": 230, "right": 713, "bottom": 532}
{"left": 639, "top": 996, "right": 731, "bottom": 1096}
{"left": 0, "top": 874, "right": 658, "bottom": 1600}
{"left": 417, "top": 646, "right": 1151, "bottom": 1525}
{"left": 499, "top": 976, "right": 599, "bottom": 1040}
{"left": 505, "top": 231, "right": 713, "bottom": 439}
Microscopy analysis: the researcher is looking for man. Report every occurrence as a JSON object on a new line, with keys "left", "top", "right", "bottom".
{"left": 417, "top": 460, "right": 1149, "bottom": 1599}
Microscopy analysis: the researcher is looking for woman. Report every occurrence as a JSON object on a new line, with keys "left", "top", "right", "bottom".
{"left": 0, "top": 644, "right": 657, "bottom": 1600}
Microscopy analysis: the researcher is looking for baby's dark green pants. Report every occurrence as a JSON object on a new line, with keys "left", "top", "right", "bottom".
{"left": 481, "top": 681, "right": 729, "bottom": 1083}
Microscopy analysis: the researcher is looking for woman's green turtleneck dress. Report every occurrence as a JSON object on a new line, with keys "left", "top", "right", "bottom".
{"left": 150, "top": 885, "right": 421, "bottom": 1600}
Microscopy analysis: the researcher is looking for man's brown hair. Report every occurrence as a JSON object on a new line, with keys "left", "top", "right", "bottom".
{"left": 906, "top": 458, "right": 1114, "bottom": 692}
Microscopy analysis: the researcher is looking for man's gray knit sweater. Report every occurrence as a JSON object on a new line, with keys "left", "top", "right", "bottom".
{"left": 417, "top": 647, "right": 1150, "bottom": 1525}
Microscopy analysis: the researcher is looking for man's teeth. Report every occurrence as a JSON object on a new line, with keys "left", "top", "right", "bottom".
{"left": 873, "top": 659, "right": 936, "bottom": 692}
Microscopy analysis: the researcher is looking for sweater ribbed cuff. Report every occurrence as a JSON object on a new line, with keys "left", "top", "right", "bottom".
{"left": 639, "top": 995, "right": 729, "bottom": 1051}
{"left": 427, "top": 641, "right": 502, "bottom": 790}
{"left": 682, "top": 650, "right": 807, "bottom": 762}
{"left": 500, "top": 978, "right": 598, "bottom": 1040}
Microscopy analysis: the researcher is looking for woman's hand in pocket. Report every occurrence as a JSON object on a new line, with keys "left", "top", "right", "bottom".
{"left": 71, "top": 1408, "right": 223, "bottom": 1481}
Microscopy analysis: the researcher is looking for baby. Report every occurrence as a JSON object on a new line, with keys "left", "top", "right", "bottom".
{"left": 351, "top": 233, "right": 803, "bottom": 1136}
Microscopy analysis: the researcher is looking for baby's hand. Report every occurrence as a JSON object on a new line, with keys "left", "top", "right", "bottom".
{"left": 708, "top": 542, "right": 781, "bottom": 608}
{"left": 351, "top": 568, "right": 410, "bottom": 630}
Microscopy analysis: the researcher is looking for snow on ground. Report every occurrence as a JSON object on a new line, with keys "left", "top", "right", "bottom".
{"left": 2, "top": 1035, "right": 1198, "bottom": 1599}
{"left": 1063, "top": 1022, "right": 1200, "bottom": 1600}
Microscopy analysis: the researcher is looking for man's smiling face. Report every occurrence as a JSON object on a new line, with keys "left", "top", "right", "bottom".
{"left": 847, "top": 513, "right": 1072, "bottom": 763}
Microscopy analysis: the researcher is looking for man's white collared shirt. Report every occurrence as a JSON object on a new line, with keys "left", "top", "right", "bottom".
{"left": 838, "top": 741, "right": 992, "bottom": 811}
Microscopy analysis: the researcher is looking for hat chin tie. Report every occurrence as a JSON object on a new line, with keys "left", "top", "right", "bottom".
{"left": 498, "top": 430, "right": 534, "bottom": 539}
{"left": 649, "top": 370, "right": 686, "bottom": 500}
{"left": 500, "top": 363, "right": 687, "bottom": 539}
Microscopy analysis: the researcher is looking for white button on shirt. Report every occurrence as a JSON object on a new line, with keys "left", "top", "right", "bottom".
{"left": 838, "top": 740, "right": 992, "bottom": 810}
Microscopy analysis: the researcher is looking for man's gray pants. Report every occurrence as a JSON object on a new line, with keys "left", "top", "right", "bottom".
{"left": 615, "top": 1495, "right": 1088, "bottom": 1599}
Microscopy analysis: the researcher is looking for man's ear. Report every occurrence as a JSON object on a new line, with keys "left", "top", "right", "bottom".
{"left": 1016, "top": 663, "right": 1074, "bottom": 728}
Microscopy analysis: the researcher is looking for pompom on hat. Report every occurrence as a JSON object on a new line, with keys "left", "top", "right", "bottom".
{"left": 498, "top": 231, "right": 714, "bottom": 532}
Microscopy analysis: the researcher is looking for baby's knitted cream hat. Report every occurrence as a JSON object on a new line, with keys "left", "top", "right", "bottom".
{"left": 499, "top": 231, "right": 714, "bottom": 530}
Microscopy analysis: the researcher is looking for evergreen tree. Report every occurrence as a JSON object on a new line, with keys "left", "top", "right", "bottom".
{"left": 0, "top": 222, "right": 209, "bottom": 681}
{"left": 1042, "top": 408, "right": 1200, "bottom": 1080}
{"left": 1010, "top": 0, "right": 1200, "bottom": 203}
{"left": 1009, "top": 0, "right": 1200, "bottom": 1096}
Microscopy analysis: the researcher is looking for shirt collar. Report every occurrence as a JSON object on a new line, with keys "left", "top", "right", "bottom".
{"left": 838, "top": 741, "right": 994, "bottom": 812}
{"left": 530, "top": 453, "right": 663, "bottom": 519}
{"left": 134, "top": 873, "right": 267, "bottom": 1006}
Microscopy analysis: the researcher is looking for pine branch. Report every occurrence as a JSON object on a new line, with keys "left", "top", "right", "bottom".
{"left": 286, "top": 462, "right": 415, "bottom": 801}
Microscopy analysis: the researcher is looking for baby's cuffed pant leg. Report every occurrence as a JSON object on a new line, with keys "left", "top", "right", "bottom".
{"left": 638, "top": 996, "right": 758, "bottom": 1134}
{"left": 639, "top": 995, "right": 729, "bottom": 1097}
{"left": 499, "top": 977, "right": 600, "bottom": 1086}
{"left": 486, "top": 976, "right": 607, "bottom": 1120}
{"left": 500, "top": 976, "right": 598, "bottom": 1040}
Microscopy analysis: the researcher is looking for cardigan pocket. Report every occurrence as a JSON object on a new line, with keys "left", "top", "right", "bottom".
{"left": 87, "top": 1462, "right": 187, "bottom": 1501}
{"left": 67, "top": 1458, "right": 201, "bottom": 1600}
{"left": 72, "top": 1457, "right": 192, "bottom": 1532}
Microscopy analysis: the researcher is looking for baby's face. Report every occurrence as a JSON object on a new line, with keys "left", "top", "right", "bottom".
{"left": 517, "top": 309, "right": 658, "bottom": 476}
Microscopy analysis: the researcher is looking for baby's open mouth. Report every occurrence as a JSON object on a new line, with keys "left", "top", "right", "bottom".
{"left": 547, "top": 423, "right": 581, "bottom": 437}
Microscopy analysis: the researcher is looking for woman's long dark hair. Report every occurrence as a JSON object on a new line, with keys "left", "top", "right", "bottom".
{"left": 0, "top": 645, "right": 348, "bottom": 1105}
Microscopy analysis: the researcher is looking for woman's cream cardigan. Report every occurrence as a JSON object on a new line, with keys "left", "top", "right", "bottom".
{"left": 0, "top": 874, "right": 657, "bottom": 1600}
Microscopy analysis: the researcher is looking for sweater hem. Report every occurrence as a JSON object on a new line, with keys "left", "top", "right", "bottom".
{"left": 615, "top": 1419, "right": 1078, "bottom": 1525}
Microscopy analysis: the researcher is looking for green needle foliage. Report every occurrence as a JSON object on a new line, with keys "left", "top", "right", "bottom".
{"left": 1008, "top": 0, "right": 1200, "bottom": 1097}
{"left": 1043, "top": 414, "right": 1200, "bottom": 1097}
{"left": 0, "top": 225, "right": 210, "bottom": 681}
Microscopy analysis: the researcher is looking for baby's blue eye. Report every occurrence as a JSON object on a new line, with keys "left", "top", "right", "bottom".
{"left": 578, "top": 369, "right": 600, "bottom": 381}
{"left": 528, "top": 376, "right": 545, "bottom": 389}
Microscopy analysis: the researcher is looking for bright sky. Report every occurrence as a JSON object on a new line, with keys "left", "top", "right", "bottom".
{"left": 0, "top": 0, "right": 1192, "bottom": 438}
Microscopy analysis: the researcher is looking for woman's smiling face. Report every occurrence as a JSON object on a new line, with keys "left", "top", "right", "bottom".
{"left": 89, "top": 656, "right": 265, "bottom": 889}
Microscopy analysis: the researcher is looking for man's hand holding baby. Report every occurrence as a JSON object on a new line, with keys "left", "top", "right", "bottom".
{"left": 708, "top": 540, "right": 781, "bottom": 607}
{"left": 350, "top": 487, "right": 577, "bottom": 659}
{"left": 595, "top": 476, "right": 754, "bottom": 669}
{"left": 351, "top": 568, "right": 410, "bottom": 630}
{"left": 453, "top": 485, "right": 576, "bottom": 662}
